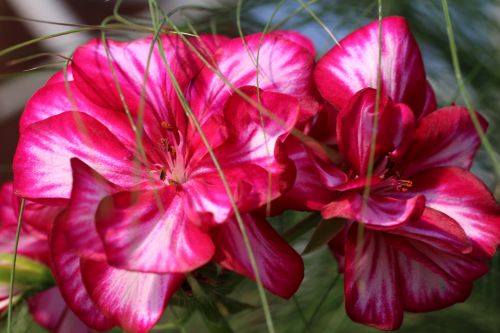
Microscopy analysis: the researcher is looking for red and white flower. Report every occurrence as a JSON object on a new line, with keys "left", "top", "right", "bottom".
{"left": 13, "top": 31, "right": 315, "bottom": 332}
{"left": 293, "top": 16, "right": 499, "bottom": 330}
{"left": 0, "top": 181, "right": 92, "bottom": 333}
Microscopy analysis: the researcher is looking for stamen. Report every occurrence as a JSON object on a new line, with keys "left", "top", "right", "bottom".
{"left": 396, "top": 179, "right": 413, "bottom": 192}
{"left": 168, "top": 179, "right": 179, "bottom": 187}
{"left": 161, "top": 121, "right": 175, "bottom": 131}
{"left": 168, "top": 145, "right": 177, "bottom": 159}
{"left": 159, "top": 168, "right": 167, "bottom": 181}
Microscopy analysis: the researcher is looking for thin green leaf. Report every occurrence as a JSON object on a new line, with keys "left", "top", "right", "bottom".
{"left": 302, "top": 218, "right": 346, "bottom": 255}
{"left": 441, "top": 0, "right": 500, "bottom": 178}
{"left": 0, "top": 254, "right": 54, "bottom": 290}
{"left": 7, "top": 198, "right": 25, "bottom": 333}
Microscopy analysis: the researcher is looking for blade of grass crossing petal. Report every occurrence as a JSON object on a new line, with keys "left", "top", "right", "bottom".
{"left": 358, "top": 0, "right": 383, "bottom": 305}
{"left": 151, "top": 14, "right": 340, "bottom": 167}
{"left": 361, "top": 0, "right": 383, "bottom": 213}
{"left": 6, "top": 198, "right": 25, "bottom": 333}
{"left": 151, "top": 7, "right": 276, "bottom": 332}
{"left": 237, "top": 0, "right": 287, "bottom": 217}
{"left": 256, "top": 0, "right": 286, "bottom": 217}
{"left": 441, "top": 0, "right": 500, "bottom": 178}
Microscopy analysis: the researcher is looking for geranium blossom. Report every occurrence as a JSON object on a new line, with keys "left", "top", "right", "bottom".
{"left": 13, "top": 31, "right": 316, "bottom": 331}
{"left": 284, "top": 16, "right": 500, "bottom": 330}
{"left": 0, "top": 181, "right": 92, "bottom": 333}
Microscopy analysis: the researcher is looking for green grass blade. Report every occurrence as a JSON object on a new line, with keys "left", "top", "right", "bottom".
{"left": 6, "top": 198, "right": 25, "bottom": 333}
{"left": 441, "top": 0, "right": 500, "bottom": 178}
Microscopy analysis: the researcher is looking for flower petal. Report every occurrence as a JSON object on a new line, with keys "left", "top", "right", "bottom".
{"left": 0, "top": 183, "right": 51, "bottom": 264}
{"left": 96, "top": 188, "right": 214, "bottom": 273}
{"left": 315, "top": 16, "right": 436, "bottom": 119}
{"left": 408, "top": 239, "right": 489, "bottom": 282}
{"left": 216, "top": 88, "right": 298, "bottom": 172}
{"left": 50, "top": 214, "right": 115, "bottom": 330}
{"left": 398, "top": 107, "right": 488, "bottom": 177}
{"left": 336, "top": 88, "right": 399, "bottom": 176}
{"left": 63, "top": 159, "right": 118, "bottom": 259}
{"left": 189, "top": 32, "right": 316, "bottom": 124}
{"left": 389, "top": 207, "right": 472, "bottom": 254}
{"left": 271, "top": 30, "right": 316, "bottom": 57}
{"left": 80, "top": 258, "right": 184, "bottom": 333}
{"left": 322, "top": 192, "right": 425, "bottom": 230}
{"left": 344, "top": 226, "right": 403, "bottom": 330}
{"left": 186, "top": 163, "right": 288, "bottom": 224}
{"left": 211, "top": 213, "right": 304, "bottom": 299}
{"left": 396, "top": 252, "right": 472, "bottom": 312}
{"left": 72, "top": 35, "right": 202, "bottom": 124}
{"left": 272, "top": 137, "right": 345, "bottom": 212}
{"left": 28, "top": 287, "right": 92, "bottom": 333}
{"left": 19, "top": 81, "right": 156, "bottom": 153}
{"left": 407, "top": 167, "right": 500, "bottom": 258}
{"left": 14, "top": 112, "right": 144, "bottom": 202}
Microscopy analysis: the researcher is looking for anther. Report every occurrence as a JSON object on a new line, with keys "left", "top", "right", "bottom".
{"left": 161, "top": 121, "right": 175, "bottom": 131}
{"left": 168, "top": 145, "right": 177, "bottom": 159}
{"left": 159, "top": 168, "right": 167, "bottom": 181}
{"left": 396, "top": 179, "right": 413, "bottom": 192}
{"left": 168, "top": 179, "right": 179, "bottom": 187}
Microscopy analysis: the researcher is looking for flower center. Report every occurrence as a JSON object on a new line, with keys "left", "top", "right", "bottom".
{"left": 154, "top": 122, "right": 187, "bottom": 186}
{"left": 371, "top": 156, "right": 413, "bottom": 193}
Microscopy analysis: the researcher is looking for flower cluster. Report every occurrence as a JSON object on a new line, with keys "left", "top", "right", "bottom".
{"left": 2, "top": 16, "right": 499, "bottom": 332}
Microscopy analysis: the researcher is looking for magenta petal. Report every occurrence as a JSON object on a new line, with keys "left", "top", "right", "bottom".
{"left": 50, "top": 215, "right": 115, "bottom": 330}
{"left": 18, "top": 81, "right": 156, "bottom": 153}
{"left": 28, "top": 287, "right": 92, "bottom": 333}
{"left": 344, "top": 226, "right": 403, "bottom": 330}
{"left": 389, "top": 103, "right": 416, "bottom": 160}
{"left": 336, "top": 88, "right": 396, "bottom": 176}
{"left": 322, "top": 192, "right": 425, "bottom": 230}
{"left": 80, "top": 258, "right": 184, "bottom": 333}
{"left": 64, "top": 159, "right": 118, "bottom": 259}
{"left": 189, "top": 32, "right": 316, "bottom": 123}
{"left": 14, "top": 112, "right": 144, "bottom": 202}
{"left": 45, "top": 67, "right": 73, "bottom": 85}
{"left": 315, "top": 16, "right": 436, "bottom": 119}
{"left": 390, "top": 207, "right": 472, "bottom": 254}
{"left": 96, "top": 188, "right": 214, "bottom": 273}
{"left": 0, "top": 183, "right": 51, "bottom": 264}
{"left": 271, "top": 30, "right": 316, "bottom": 57}
{"left": 272, "top": 138, "right": 343, "bottom": 212}
{"left": 408, "top": 167, "right": 500, "bottom": 258}
{"left": 186, "top": 164, "right": 287, "bottom": 223}
{"left": 409, "top": 240, "right": 489, "bottom": 282}
{"left": 217, "top": 88, "right": 298, "bottom": 172}
{"left": 211, "top": 214, "right": 304, "bottom": 299}
{"left": 72, "top": 36, "right": 202, "bottom": 122}
{"left": 399, "top": 107, "right": 488, "bottom": 176}
{"left": 396, "top": 253, "right": 472, "bottom": 312}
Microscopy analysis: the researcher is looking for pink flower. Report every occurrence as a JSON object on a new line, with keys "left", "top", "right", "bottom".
{"left": 14, "top": 32, "right": 315, "bottom": 332}
{"left": 286, "top": 16, "right": 500, "bottom": 329}
{"left": 0, "top": 182, "right": 92, "bottom": 333}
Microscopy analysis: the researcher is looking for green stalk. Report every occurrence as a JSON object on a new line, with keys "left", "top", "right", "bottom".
{"left": 148, "top": 2, "right": 276, "bottom": 331}
{"left": 441, "top": 0, "right": 500, "bottom": 178}
{"left": 7, "top": 198, "right": 25, "bottom": 333}
{"left": 361, "top": 0, "right": 383, "bottom": 213}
